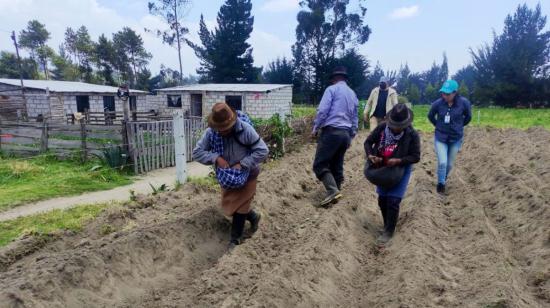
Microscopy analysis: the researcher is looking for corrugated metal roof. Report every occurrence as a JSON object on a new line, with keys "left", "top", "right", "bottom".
{"left": 157, "top": 83, "right": 292, "bottom": 93}
{"left": 0, "top": 79, "right": 147, "bottom": 94}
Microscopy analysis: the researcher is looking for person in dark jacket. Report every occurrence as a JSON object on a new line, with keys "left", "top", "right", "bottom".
{"left": 193, "top": 103, "right": 269, "bottom": 250}
{"left": 364, "top": 104, "right": 421, "bottom": 245}
{"left": 427, "top": 80, "right": 472, "bottom": 194}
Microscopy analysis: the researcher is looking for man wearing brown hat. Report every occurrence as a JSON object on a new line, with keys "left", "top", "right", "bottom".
{"left": 312, "top": 66, "right": 359, "bottom": 207}
{"left": 193, "top": 103, "right": 269, "bottom": 250}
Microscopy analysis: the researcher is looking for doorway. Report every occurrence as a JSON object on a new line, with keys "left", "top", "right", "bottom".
{"left": 225, "top": 95, "right": 242, "bottom": 111}
{"left": 191, "top": 94, "right": 203, "bottom": 117}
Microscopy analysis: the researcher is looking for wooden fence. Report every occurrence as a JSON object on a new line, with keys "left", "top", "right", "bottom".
{"left": 126, "top": 117, "right": 206, "bottom": 174}
{"left": 66, "top": 110, "right": 171, "bottom": 125}
{"left": 0, "top": 120, "right": 123, "bottom": 159}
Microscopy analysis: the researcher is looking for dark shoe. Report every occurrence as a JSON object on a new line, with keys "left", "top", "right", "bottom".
{"left": 227, "top": 240, "right": 239, "bottom": 252}
{"left": 378, "top": 196, "right": 388, "bottom": 230}
{"left": 376, "top": 231, "right": 393, "bottom": 245}
{"left": 230, "top": 213, "right": 247, "bottom": 244}
{"left": 248, "top": 211, "right": 262, "bottom": 234}
{"left": 319, "top": 173, "right": 341, "bottom": 207}
{"left": 384, "top": 197, "right": 401, "bottom": 235}
{"left": 336, "top": 181, "right": 343, "bottom": 191}
{"left": 437, "top": 183, "right": 446, "bottom": 194}
{"left": 319, "top": 191, "right": 343, "bottom": 207}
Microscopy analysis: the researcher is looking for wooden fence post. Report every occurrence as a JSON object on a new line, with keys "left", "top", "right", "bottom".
{"left": 40, "top": 120, "right": 48, "bottom": 153}
{"left": 174, "top": 110, "right": 187, "bottom": 184}
{"left": 80, "top": 119, "right": 87, "bottom": 162}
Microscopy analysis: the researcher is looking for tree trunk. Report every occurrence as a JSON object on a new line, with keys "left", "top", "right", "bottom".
{"left": 174, "top": 1, "right": 184, "bottom": 84}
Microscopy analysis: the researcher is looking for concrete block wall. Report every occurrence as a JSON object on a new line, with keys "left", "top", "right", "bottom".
{"left": 147, "top": 86, "right": 293, "bottom": 120}
{"left": 244, "top": 86, "right": 292, "bottom": 119}
{"left": 149, "top": 93, "right": 191, "bottom": 117}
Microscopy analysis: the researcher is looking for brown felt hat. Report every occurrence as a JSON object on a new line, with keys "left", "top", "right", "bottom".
{"left": 208, "top": 102, "right": 237, "bottom": 131}
{"left": 387, "top": 103, "right": 413, "bottom": 129}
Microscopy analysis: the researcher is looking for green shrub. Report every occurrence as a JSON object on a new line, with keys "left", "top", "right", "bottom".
{"left": 95, "top": 145, "right": 129, "bottom": 170}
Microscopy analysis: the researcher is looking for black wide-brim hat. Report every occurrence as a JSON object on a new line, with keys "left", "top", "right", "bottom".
{"left": 387, "top": 103, "right": 414, "bottom": 129}
{"left": 330, "top": 66, "right": 348, "bottom": 79}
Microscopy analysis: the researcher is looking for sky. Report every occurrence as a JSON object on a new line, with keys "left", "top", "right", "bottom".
{"left": 0, "top": 0, "right": 548, "bottom": 77}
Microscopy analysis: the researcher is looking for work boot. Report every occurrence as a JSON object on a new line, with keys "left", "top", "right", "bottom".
{"left": 377, "top": 230, "right": 393, "bottom": 245}
{"left": 377, "top": 198, "right": 400, "bottom": 245}
{"left": 336, "top": 180, "right": 343, "bottom": 191}
{"left": 377, "top": 196, "right": 388, "bottom": 234}
{"left": 246, "top": 210, "right": 262, "bottom": 234}
{"left": 437, "top": 183, "right": 446, "bottom": 194}
{"left": 319, "top": 173, "right": 342, "bottom": 207}
{"left": 230, "top": 213, "right": 246, "bottom": 247}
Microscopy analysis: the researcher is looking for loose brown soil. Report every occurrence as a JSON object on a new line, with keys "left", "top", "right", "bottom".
{"left": 1, "top": 127, "right": 549, "bottom": 308}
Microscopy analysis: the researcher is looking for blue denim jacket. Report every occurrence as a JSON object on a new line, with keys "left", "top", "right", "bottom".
{"left": 428, "top": 96, "right": 472, "bottom": 143}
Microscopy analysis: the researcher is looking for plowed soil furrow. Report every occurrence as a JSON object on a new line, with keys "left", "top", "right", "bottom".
{"left": 0, "top": 127, "right": 548, "bottom": 308}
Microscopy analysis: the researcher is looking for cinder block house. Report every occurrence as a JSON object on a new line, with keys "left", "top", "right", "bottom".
{"left": 152, "top": 84, "right": 293, "bottom": 119}
{"left": 0, "top": 79, "right": 147, "bottom": 123}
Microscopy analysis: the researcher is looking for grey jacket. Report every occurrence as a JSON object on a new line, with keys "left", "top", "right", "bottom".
{"left": 192, "top": 119, "right": 269, "bottom": 172}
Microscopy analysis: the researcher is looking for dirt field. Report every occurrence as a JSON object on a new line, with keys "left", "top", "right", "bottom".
{"left": 0, "top": 127, "right": 549, "bottom": 308}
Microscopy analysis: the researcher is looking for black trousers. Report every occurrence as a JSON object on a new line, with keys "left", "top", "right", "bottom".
{"left": 312, "top": 127, "right": 352, "bottom": 187}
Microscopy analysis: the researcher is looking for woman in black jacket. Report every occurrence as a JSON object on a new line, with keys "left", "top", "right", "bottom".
{"left": 364, "top": 103, "right": 421, "bottom": 245}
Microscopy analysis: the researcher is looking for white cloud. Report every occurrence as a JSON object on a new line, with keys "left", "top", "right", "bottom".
{"left": 250, "top": 29, "right": 293, "bottom": 67}
{"left": 261, "top": 0, "right": 300, "bottom": 13}
{"left": 389, "top": 5, "right": 419, "bottom": 20}
{"left": 0, "top": 0, "right": 293, "bottom": 76}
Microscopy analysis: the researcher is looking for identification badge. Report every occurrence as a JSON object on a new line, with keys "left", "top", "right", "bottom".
{"left": 444, "top": 113, "right": 450, "bottom": 124}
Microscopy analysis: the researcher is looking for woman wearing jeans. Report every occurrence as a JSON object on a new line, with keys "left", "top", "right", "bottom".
{"left": 428, "top": 80, "right": 472, "bottom": 194}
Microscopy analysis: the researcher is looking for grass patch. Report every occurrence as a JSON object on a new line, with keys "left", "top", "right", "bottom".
{"left": 49, "top": 134, "right": 121, "bottom": 145}
{"left": 292, "top": 104, "right": 317, "bottom": 118}
{"left": 0, "top": 154, "right": 132, "bottom": 211}
{"left": 0, "top": 202, "right": 115, "bottom": 247}
{"left": 292, "top": 104, "right": 550, "bottom": 132}
{"left": 187, "top": 174, "right": 218, "bottom": 189}
{"left": 411, "top": 105, "right": 550, "bottom": 131}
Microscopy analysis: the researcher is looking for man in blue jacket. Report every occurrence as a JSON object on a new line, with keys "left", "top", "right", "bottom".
{"left": 312, "top": 66, "right": 359, "bottom": 207}
{"left": 428, "top": 80, "right": 472, "bottom": 194}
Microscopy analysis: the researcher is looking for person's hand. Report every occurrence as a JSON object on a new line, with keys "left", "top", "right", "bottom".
{"left": 386, "top": 158, "right": 402, "bottom": 167}
{"left": 216, "top": 157, "right": 230, "bottom": 168}
{"left": 310, "top": 130, "right": 318, "bottom": 140}
{"left": 368, "top": 155, "right": 383, "bottom": 164}
{"left": 232, "top": 163, "right": 242, "bottom": 170}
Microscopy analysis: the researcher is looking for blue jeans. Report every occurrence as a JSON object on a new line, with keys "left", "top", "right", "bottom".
{"left": 434, "top": 138, "right": 463, "bottom": 185}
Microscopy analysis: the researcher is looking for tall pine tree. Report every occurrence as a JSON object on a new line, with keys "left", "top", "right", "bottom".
{"left": 471, "top": 4, "right": 550, "bottom": 106}
{"left": 187, "top": 0, "right": 258, "bottom": 83}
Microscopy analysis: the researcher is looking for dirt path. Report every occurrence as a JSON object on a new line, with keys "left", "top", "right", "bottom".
{"left": 0, "top": 127, "right": 548, "bottom": 307}
{"left": 0, "top": 162, "right": 212, "bottom": 222}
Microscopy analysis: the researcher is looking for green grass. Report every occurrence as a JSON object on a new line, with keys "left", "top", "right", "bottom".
{"left": 49, "top": 134, "right": 121, "bottom": 145}
{"left": 187, "top": 174, "right": 218, "bottom": 190}
{"left": 411, "top": 105, "right": 550, "bottom": 131}
{"left": 292, "top": 104, "right": 317, "bottom": 118}
{"left": 0, "top": 154, "right": 132, "bottom": 211}
{"left": 291, "top": 104, "right": 550, "bottom": 131}
{"left": 0, "top": 202, "right": 114, "bottom": 247}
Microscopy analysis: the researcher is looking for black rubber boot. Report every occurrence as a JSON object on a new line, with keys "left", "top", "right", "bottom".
{"left": 229, "top": 213, "right": 247, "bottom": 249}
{"left": 377, "top": 197, "right": 401, "bottom": 245}
{"left": 377, "top": 196, "right": 388, "bottom": 234}
{"left": 246, "top": 210, "right": 261, "bottom": 234}
{"left": 319, "top": 173, "right": 342, "bottom": 207}
{"left": 437, "top": 183, "right": 446, "bottom": 194}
